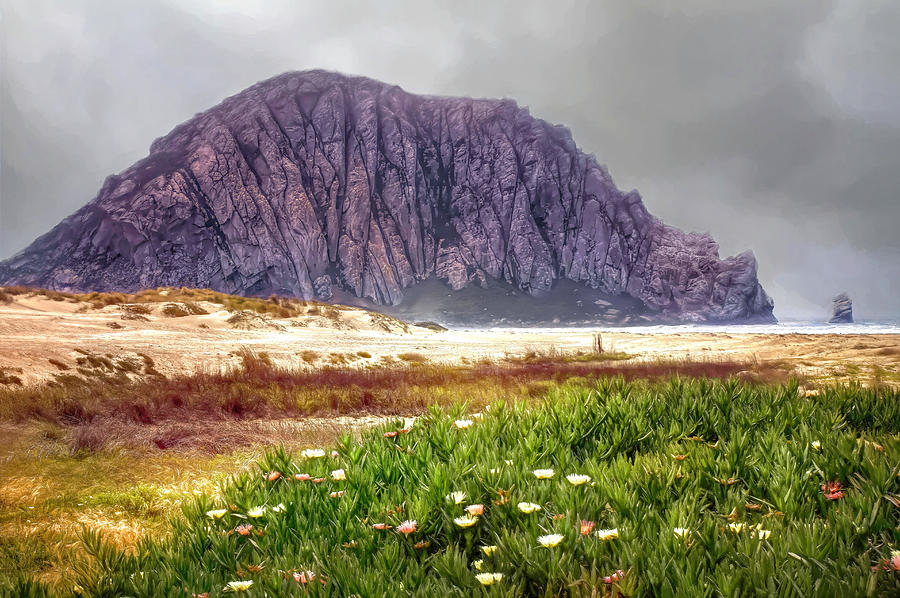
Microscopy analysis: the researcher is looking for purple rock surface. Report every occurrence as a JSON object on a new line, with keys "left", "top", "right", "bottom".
{"left": 0, "top": 70, "right": 774, "bottom": 324}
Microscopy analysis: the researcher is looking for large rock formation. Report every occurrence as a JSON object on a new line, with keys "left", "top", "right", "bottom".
{"left": 0, "top": 70, "right": 774, "bottom": 324}
{"left": 829, "top": 292, "right": 853, "bottom": 324}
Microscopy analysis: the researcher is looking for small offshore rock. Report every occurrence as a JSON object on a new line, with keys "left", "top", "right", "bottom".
{"left": 828, "top": 292, "right": 853, "bottom": 324}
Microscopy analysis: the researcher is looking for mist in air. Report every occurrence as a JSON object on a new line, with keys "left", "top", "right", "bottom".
{"left": 2, "top": 0, "right": 899, "bottom": 319}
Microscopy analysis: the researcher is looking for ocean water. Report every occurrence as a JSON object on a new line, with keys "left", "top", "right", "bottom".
{"left": 475, "top": 320, "right": 900, "bottom": 335}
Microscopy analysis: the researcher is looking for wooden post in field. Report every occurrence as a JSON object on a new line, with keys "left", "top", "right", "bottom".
{"left": 593, "top": 332, "right": 603, "bottom": 355}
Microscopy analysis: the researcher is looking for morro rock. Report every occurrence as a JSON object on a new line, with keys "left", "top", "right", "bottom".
{"left": 829, "top": 292, "right": 853, "bottom": 324}
{"left": 0, "top": 70, "right": 775, "bottom": 325}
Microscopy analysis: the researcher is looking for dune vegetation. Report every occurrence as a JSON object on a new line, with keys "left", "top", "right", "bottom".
{"left": 0, "top": 348, "right": 779, "bottom": 443}
{"left": 0, "top": 285, "right": 330, "bottom": 316}
{"left": 3, "top": 377, "right": 899, "bottom": 597}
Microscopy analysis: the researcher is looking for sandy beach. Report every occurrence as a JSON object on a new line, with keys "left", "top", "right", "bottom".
{"left": 1, "top": 294, "right": 898, "bottom": 386}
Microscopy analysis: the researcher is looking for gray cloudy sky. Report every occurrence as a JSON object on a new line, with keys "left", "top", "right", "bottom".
{"left": 2, "top": 0, "right": 899, "bottom": 319}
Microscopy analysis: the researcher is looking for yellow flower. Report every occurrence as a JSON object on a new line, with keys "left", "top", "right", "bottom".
{"left": 533, "top": 468, "right": 555, "bottom": 479}
{"left": 728, "top": 522, "right": 746, "bottom": 533}
{"left": 301, "top": 448, "right": 326, "bottom": 458}
{"left": 475, "top": 572, "right": 504, "bottom": 586}
{"left": 206, "top": 509, "right": 228, "bottom": 520}
{"left": 271, "top": 503, "right": 286, "bottom": 513}
{"left": 674, "top": 527, "right": 691, "bottom": 538}
{"left": 447, "top": 491, "right": 467, "bottom": 504}
{"left": 566, "top": 473, "right": 591, "bottom": 485}
{"left": 481, "top": 545, "right": 498, "bottom": 556}
{"left": 755, "top": 528, "right": 772, "bottom": 540}
{"left": 473, "top": 559, "right": 484, "bottom": 570}
{"left": 454, "top": 419, "right": 474, "bottom": 429}
{"left": 454, "top": 514, "right": 479, "bottom": 528}
{"left": 224, "top": 580, "right": 253, "bottom": 592}
{"left": 537, "top": 533, "right": 564, "bottom": 548}
{"left": 331, "top": 468, "right": 346, "bottom": 481}
{"left": 811, "top": 440, "right": 821, "bottom": 451}
{"left": 517, "top": 502, "right": 541, "bottom": 514}
{"left": 247, "top": 506, "right": 266, "bottom": 518}
{"left": 595, "top": 528, "right": 619, "bottom": 541}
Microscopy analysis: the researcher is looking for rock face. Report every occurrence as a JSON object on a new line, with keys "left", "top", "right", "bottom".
{"left": 829, "top": 293, "right": 853, "bottom": 324}
{"left": 0, "top": 70, "right": 775, "bottom": 324}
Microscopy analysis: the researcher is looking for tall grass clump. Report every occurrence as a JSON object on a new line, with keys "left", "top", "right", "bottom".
{"left": 14, "top": 379, "right": 897, "bottom": 597}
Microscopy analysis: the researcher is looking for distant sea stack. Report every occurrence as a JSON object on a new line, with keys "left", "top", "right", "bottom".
{"left": 829, "top": 293, "right": 853, "bottom": 324}
{"left": 0, "top": 70, "right": 775, "bottom": 325}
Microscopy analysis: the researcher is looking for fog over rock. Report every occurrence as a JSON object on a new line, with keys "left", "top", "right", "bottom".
{"left": 0, "top": 71, "right": 774, "bottom": 324}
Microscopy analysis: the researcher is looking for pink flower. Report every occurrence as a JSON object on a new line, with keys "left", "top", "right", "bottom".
{"left": 372, "top": 523, "right": 391, "bottom": 531}
{"left": 292, "top": 570, "right": 326, "bottom": 585}
{"left": 235, "top": 524, "right": 253, "bottom": 536}
{"left": 465, "top": 504, "right": 484, "bottom": 516}
{"left": 294, "top": 473, "right": 311, "bottom": 481}
{"left": 267, "top": 471, "right": 281, "bottom": 482}
{"left": 822, "top": 481, "right": 845, "bottom": 500}
{"left": 873, "top": 550, "right": 900, "bottom": 571}
{"left": 384, "top": 431, "right": 398, "bottom": 438}
{"left": 312, "top": 477, "right": 325, "bottom": 483}
{"left": 396, "top": 520, "right": 417, "bottom": 534}
{"left": 603, "top": 569, "right": 626, "bottom": 584}
{"left": 579, "top": 520, "right": 595, "bottom": 536}
{"left": 329, "top": 490, "right": 344, "bottom": 498}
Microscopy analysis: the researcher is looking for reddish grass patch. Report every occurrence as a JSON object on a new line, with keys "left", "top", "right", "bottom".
{"left": 0, "top": 348, "right": 786, "bottom": 439}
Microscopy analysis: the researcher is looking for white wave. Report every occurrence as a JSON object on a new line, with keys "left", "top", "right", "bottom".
{"left": 468, "top": 320, "right": 900, "bottom": 335}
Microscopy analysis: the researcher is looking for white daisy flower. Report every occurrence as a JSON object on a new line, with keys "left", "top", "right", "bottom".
{"left": 447, "top": 491, "right": 467, "bottom": 504}
{"left": 566, "top": 473, "right": 591, "bottom": 485}
{"left": 537, "top": 533, "right": 564, "bottom": 548}
{"left": 475, "top": 572, "right": 504, "bottom": 586}
{"left": 224, "top": 580, "right": 254, "bottom": 592}
{"left": 517, "top": 502, "right": 542, "bottom": 514}
{"left": 595, "top": 528, "right": 619, "bottom": 541}
{"left": 454, "top": 514, "right": 479, "bottom": 528}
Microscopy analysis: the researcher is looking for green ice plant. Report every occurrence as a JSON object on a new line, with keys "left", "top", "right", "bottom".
{"left": 7, "top": 378, "right": 899, "bottom": 597}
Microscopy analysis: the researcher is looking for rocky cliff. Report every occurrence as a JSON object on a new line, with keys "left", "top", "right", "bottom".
{"left": 0, "top": 70, "right": 774, "bottom": 324}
